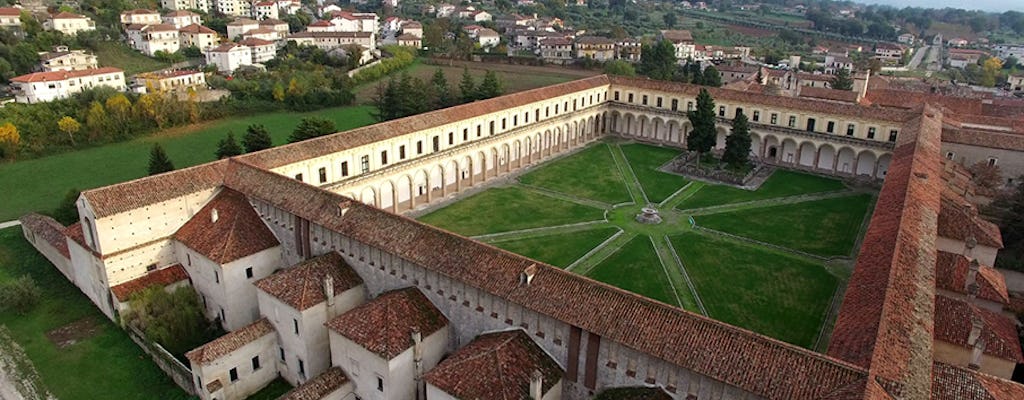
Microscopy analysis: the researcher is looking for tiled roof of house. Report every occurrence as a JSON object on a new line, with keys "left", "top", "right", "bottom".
{"left": 933, "top": 296, "right": 1023, "bottom": 363}
{"left": 179, "top": 24, "right": 216, "bottom": 34}
{"left": 163, "top": 10, "right": 198, "bottom": 17}
{"left": 593, "top": 387, "right": 674, "bottom": 400}
{"left": 326, "top": 287, "right": 448, "bottom": 360}
{"left": 576, "top": 36, "right": 614, "bottom": 45}
{"left": 0, "top": 7, "right": 21, "bottom": 16}
{"left": 423, "top": 330, "right": 562, "bottom": 400}
{"left": 110, "top": 264, "right": 189, "bottom": 302}
{"left": 123, "top": 9, "right": 158, "bottom": 15}
{"left": 50, "top": 11, "right": 87, "bottom": 19}
{"left": 238, "top": 37, "right": 274, "bottom": 47}
{"left": 941, "top": 127, "right": 1024, "bottom": 152}
{"left": 937, "top": 197, "right": 1003, "bottom": 248}
{"left": 799, "top": 86, "right": 859, "bottom": 103}
{"left": 82, "top": 160, "right": 228, "bottom": 218}
{"left": 18, "top": 213, "right": 70, "bottom": 258}
{"left": 10, "top": 67, "right": 122, "bottom": 83}
{"left": 540, "top": 37, "right": 573, "bottom": 46}
{"left": 309, "top": 20, "right": 331, "bottom": 27}
{"left": 209, "top": 42, "right": 247, "bottom": 53}
{"left": 186, "top": 318, "right": 274, "bottom": 365}
{"left": 227, "top": 18, "right": 258, "bottom": 26}
{"left": 931, "top": 362, "right": 1024, "bottom": 400}
{"left": 243, "top": 27, "right": 277, "bottom": 36}
{"left": 254, "top": 252, "right": 362, "bottom": 310}
{"left": 259, "top": 18, "right": 286, "bottom": 26}
{"left": 660, "top": 29, "right": 693, "bottom": 43}
{"left": 174, "top": 187, "right": 279, "bottom": 264}
{"left": 935, "top": 251, "right": 1010, "bottom": 304}
{"left": 278, "top": 367, "right": 350, "bottom": 400}
{"left": 828, "top": 107, "right": 945, "bottom": 398}
{"left": 142, "top": 23, "right": 178, "bottom": 32}
{"left": 396, "top": 33, "right": 420, "bottom": 41}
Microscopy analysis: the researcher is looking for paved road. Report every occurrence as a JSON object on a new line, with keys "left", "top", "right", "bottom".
{"left": 906, "top": 45, "right": 929, "bottom": 70}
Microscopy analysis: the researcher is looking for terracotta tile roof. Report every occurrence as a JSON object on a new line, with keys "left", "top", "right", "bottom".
{"left": 254, "top": 252, "right": 362, "bottom": 310}
{"left": 423, "top": 330, "right": 562, "bottom": 400}
{"left": 576, "top": 36, "right": 614, "bottom": 45}
{"left": 799, "top": 86, "right": 859, "bottom": 103}
{"left": 540, "top": 37, "right": 573, "bottom": 46}
{"left": 935, "top": 251, "right": 1009, "bottom": 304}
{"left": 238, "top": 76, "right": 611, "bottom": 169}
{"left": 938, "top": 198, "right": 1003, "bottom": 248}
{"left": 243, "top": 27, "right": 276, "bottom": 36}
{"left": 278, "top": 367, "right": 350, "bottom": 400}
{"left": 221, "top": 159, "right": 870, "bottom": 400}
{"left": 64, "top": 222, "right": 89, "bottom": 253}
{"left": 163, "top": 10, "right": 198, "bottom": 17}
{"left": 308, "top": 20, "right": 331, "bottom": 27}
{"left": 933, "top": 296, "right": 1023, "bottom": 363}
{"left": 660, "top": 29, "right": 693, "bottom": 42}
{"left": 123, "top": 9, "right": 157, "bottom": 15}
{"left": 82, "top": 160, "right": 228, "bottom": 218}
{"left": 227, "top": 18, "right": 258, "bottom": 26}
{"left": 326, "top": 287, "right": 448, "bottom": 360}
{"left": 932, "top": 362, "right": 1024, "bottom": 400}
{"left": 174, "top": 187, "right": 279, "bottom": 264}
{"left": 50, "top": 12, "right": 87, "bottom": 19}
{"left": 179, "top": 24, "right": 216, "bottom": 34}
{"left": 10, "top": 67, "right": 123, "bottom": 83}
{"left": 941, "top": 126, "right": 1024, "bottom": 152}
{"left": 143, "top": 23, "right": 178, "bottom": 32}
{"left": 828, "top": 107, "right": 945, "bottom": 398}
{"left": 186, "top": 318, "right": 274, "bottom": 365}
{"left": 593, "top": 387, "right": 673, "bottom": 400}
{"left": 209, "top": 42, "right": 247, "bottom": 53}
{"left": 396, "top": 33, "right": 420, "bottom": 41}
{"left": 0, "top": 7, "right": 21, "bottom": 16}
{"left": 18, "top": 213, "right": 70, "bottom": 259}
{"left": 259, "top": 18, "right": 286, "bottom": 26}
{"left": 238, "top": 37, "right": 274, "bottom": 47}
{"left": 110, "top": 264, "right": 189, "bottom": 302}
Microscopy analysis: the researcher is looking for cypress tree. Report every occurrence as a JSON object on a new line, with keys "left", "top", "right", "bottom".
{"left": 242, "top": 124, "right": 273, "bottom": 153}
{"left": 458, "top": 66, "right": 476, "bottom": 103}
{"left": 431, "top": 68, "right": 453, "bottom": 108}
{"left": 702, "top": 65, "right": 722, "bottom": 87}
{"left": 476, "top": 70, "right": 504, "bottom": 100}
{"left": 148, "top": 143, "right": 175, "bottom": 175}
{"left": 288, "top": 117, "right": 336, "bottom": 143}
{"left": 722, "top": 110, "right": 752, "bottom": 169}
{"left": 215, "top": 132, "right": 243, "bottom": 159}
{"left": 831, "top": 68, "right": 854, "bottom": 91}
{"left": 686, "top": 89, "right": 717, "bottom": 159}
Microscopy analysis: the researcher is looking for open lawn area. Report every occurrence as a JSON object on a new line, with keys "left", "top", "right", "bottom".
{"left": 518, "top": 144, "right": 630, "bottom": 204}
{"left": 95, "top": 41, "right": 172, "bottom": 75}
{"left": 491, "top": 227, "right": 620, "bottom": 268}
{"left": 0, "top": 227, "right": 189, "bottom": 399}
{"left": 619, "top": 143, "right": 688, "bottom": 203}
{"left": 696, "top": 194, "right": 874, "bottom": 257}
{"left": 0, "top": 105, "right": 376, "bottom": 222}
{"left": 677, "top": 170, "right": 847, "bottom": 210}
{"left": 670, "top": 232, "right": 837, "bottom": 347}
{"left": 418, "top": 186, "right": 604, "bottom": 236}
{"left": 586, "top": 236, "right": 679, "bottom": 306}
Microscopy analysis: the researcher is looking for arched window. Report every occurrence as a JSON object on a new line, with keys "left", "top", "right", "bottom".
{"left": 83, "top": 217, "right": 96, "bottom": 249}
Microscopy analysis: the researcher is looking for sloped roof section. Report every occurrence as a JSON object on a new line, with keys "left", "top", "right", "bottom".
{"left": 19, "top": 213, "right": 70, "bottom": 258}
{"left": 278, "top": 367, "right": 350, "bottom": 400}
{"left": 254, "top": 252, "right": 363, "bottom": 310}
{"left": 935, "top": 251, "right": 1009, "bottom": 305}
{"left": 186, "top": 318, "right": 274, "bottom": 365}
{"left": 326, "top": 287, "right": 448, "bottom": 360}
{"left": 938, "top": 198, "right": 1003, "bottom": 248}
{"left": 932, "top": 362, "right": 1024, "bottom": 399}
{"left": 933, "top": 296, "right": 1023, "bottom": 363}
{"left": 110, "top": 264, "right": 189, "bottom": 302}
{"left": 83, "top": 159, "right": 228, "bottom": 218}
{"left": 174, "top": 187, "right": 279, "bottom": 264}
{"left": 423, "top": 330, "right": 562, "bottom": 400}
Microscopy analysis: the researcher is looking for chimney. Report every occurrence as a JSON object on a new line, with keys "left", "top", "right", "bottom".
{"left": 963, "top": 235, "right": 977, "bottom": 258}
{"left": 411, "top": 327, "right": 423, "bottom": 361}
{"left": 412, "top": 327, "right": 424, "bottom": 399}
{"left": 211, "top": 208, "right": 219, "bottom": 223}
{"left": 521, "top": 264, "right": 538, "bottom": 286}
{"left": 530, "top": 370, "right": 543, "bottom": 400}
{"left": 323, "top": 274, "right": 335, "bottom": 307}
{"left": 968, "top": 314, "right": 983, "bottom": 346}
{"left": 969, "top": 337, "right": 986, "bottom": 371}
{"left": 965, "top": 259, "right": 980, "bottom": 298}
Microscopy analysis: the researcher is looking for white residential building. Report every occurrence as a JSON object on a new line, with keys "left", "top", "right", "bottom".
{"left": 238, "top": 38, "right": 276, "bottom": 63}
{"left": 660, "top": 29, "right": 695, "bottom": 61}
{"left": 216, "top": 0, "right": 253, "bottom": 17}
{"left": 287, "top": 31, "right": 375, "bottom": 51}
{"left": 37, "top": 46, "right": 98, "bottom": 72}
{"left": 206, "top": 42, "right": 253, "bottom": 73}
{"left": 400, "top": 21, "right": 421, "bottom": 38}
{"left": 120, "top": 9, "right": 161, "bottom": 26}
{"left": 277, "top": 0, "right": 301, "bottom": 15}
{"left": 227, "top": 18, "right": 260, "bottom": 39}
{"left": 243, "top": 27, "right": 279, "bottom": 41}
{"left": 252, "top": 1, "right": 279, "bottom": 20}
{"left": 134, "top": 70, "right": 207, "bottom": 92}
{"left": 162, "top": 0, "right": 211, "bottom": 12}
{"left": 180, "top": 24, "right": 220, "bottom": 51}
{"left": 993, "top": 44, "right": 1024, "bottom": 61}
{"left": 477, "top": 28, "right": 500, "bottom": 48}
{"left": 326, "top": 11, "right": 378, "bottom": 33}
{"left": 0, "top": 7, "right": 22, "bottom": 29}
{"left": 259, "top": 18, "right": 289, "bottom": 38}
{"left": 127, "top": 24, "right": 181, "bottom": 57}
{"left": 162, "top": 10, "right": 202, "bottom": 29}
{"left": 898, "top": 33, "right": 915, "bottom": 45}
{"left": 10, "top": 67, "right": 125, "bottom": 104}
{"left": 43, "top": 12, "right": 96, "bottom": 36}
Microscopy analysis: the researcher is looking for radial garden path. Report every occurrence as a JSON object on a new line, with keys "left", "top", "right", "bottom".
{"left": 419, "top": 141, "right": 875, "bottom": 348}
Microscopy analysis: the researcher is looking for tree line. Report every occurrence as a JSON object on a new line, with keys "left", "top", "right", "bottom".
{"left": 372, "top": 67, "right": 504, "bottom": 122}
{"left": 637, "top": 40, "right": 722, "bottom": 87}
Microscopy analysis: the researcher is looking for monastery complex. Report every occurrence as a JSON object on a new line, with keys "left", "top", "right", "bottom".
{"left": 18, "top": 74, "right": 1024, "bottom": 400}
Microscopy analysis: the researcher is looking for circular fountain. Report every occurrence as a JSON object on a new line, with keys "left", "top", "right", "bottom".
{"left": 635, "top": 207, "right": 663, "bottom": 224}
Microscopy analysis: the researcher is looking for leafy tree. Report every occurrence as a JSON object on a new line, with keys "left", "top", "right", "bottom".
{"left": 242, "top": 124, "right": 273, "bottom": 152}
{"left": 431, "top": 68, "right": 453, "bottom": 108}
{"left": 1004, "top": 56, "right": 1019, "bottom": 70}
{"left": 701, "top": 65, "right": 722, "bottom": 87}
{"left": 603, "top": 60, "right": 636, "bottom": 76}
{"left": 722, "top": 110, "right": 752, "bottom": 169}
{"left": 831, "top": 68, "right": 854, "bottom": 91}
{"left": 51, "top": 188, "right": 81, "bottom": 226}
{"left": 997, "top": 179, "right": 1024, "bottom": 271}
{"left": 0, "top": 275, "right": 41, "bottom": 315}
{"left": 84, "top": 101, "right": 107, "bottom": 140}
{"left": 476, "top": 70, "right": 504, "bottom": 100}
{"left": 638, "top": 40, "right": 677, "bottom": 81}
{"left": 686, "top": 89, "right": 717, "bottom": 158}
{"left": 57, "top": 116, "right": 81, "bottom": 146}
{"left": 289, "top": 117, "right": 336, "bottom": 143}
{"left": 0, "top": 122, "right": 18, "bottom": 160}
{"left": 215, "top": 132, "right": 243, "bottom": 159}
{"left": 981, "top": 57, "right": 1002, "bottom": 87}
{"left": 459, "top": 67, "right": 477, "bottom": 103}
{"left": 148, "top": 144, "right": 175, "bottom": 175}
{"left": 663, "top": 12, "right": 677, "bottom": 28}
{"left": 123, "top": 286, "right": 219, "bottom": 356}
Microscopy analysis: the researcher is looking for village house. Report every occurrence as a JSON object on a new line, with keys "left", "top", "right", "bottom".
{"left": 287, "top": 31, "right": 376, "bottom": 52}
{"left": 277, "top": 0, "right": 301, "bottom": 15}
{"left": 205, "top": 42, "right": 252, "bottom": 73}
{"left": 948, "top": 37, "right": 969, "bottom": 47}
{"left": 539, "top": 37, "right": 574, "bottom": 64}
{"left": 179, "top": 24, "right": 220, "bottom": 52}
{"left": 659, "top": 30, "right": 695, "bottom": 61}
{"left": 162, "top": 10, "right": 202, "bottom": 29}
{"left": 1009, "top": 74, "right": 1024, "bottom": 91}
{"left": 716, "top": 64, "right": 759, "bottom": 83}
{"left": 259, "top": 18, "right": 289, "bottom": 38}
{"left": 10, "top": 67, "right": 125, "bottom": 103}
{"left": 874, "top": 43, "right": 905, "bottom": 63}
{"left": 120, "top": 9, "right": 161, "bottom": 26}
{"left": 615, "top": 38, "right": 642, "bottom": 62}
{"left": 43, "top": 12, "right": 96, "bottom": 36}
{"left": 36, "top": 46, "right": 98, "bottom": 72}
{"left": 823, "top": 54, "right": 854, "bottom": 74}
{"left": 238, "top": 38, "right": 277, "bottom": 63}
{"left": 162, "top": 0, "right": 210, "bottom": 12}
{"left": 947, "top": 49, "right": 988, "bottom": 69}
{"left": 396, "top": 33, "right": 420, "bottom": 48}
{"left": 216, "top": 0, "right": 252, "bottom": 17}
{"left": 898, "top": 33, "right": 915, "bottom": 45}
{"left": 134, "top": 70, "right": 206, "bottom": 93}
{"left": 187, "top": 318, "right": 280, "bottom": 400}
{"left": 0, "top": 7, "right": 22, "bottom": 30}
{"left": 993, "top": 44, "right": 1024, "bottom": 61}
{"left": 127, "top": 24, "right": 180, "bottom": 57}
{"left": 252, "top": 0, "right": 279, "bottom": 20}
{"left": 242, "top": 27, "right": 280, "bottom": 41}
{"left": 227, "top": 18, "right": 260, "bottom": 40}
{"left": 476, "top": 27, "right": 500, "bottom": 48}
{"left": 400, "top": 21, "right": 422, "bottom": 38}
{"left": 575, "top": 36, "right": 615, "bottom": 62}
{"left": 327, "top": 11, "right": 378, "bottom": 33}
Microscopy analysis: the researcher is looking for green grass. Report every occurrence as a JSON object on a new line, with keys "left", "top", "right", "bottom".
{"left": 678, "top": 170, "right": 846, "bottom": 210}
{"left": 95, "top": 41, "right": 171, "bottom": 75}
{"left": 696, "top": 194, "right": 874, "bottom": 257}
{"left": 0, "top": 227, "right": 190, "bottom": 399}
{"left": 0, "top": 105, "right": 376, "bottom": 222}
{"left": 670, "top": 232, "right": 837, "bottom": 347}
{"left": 248, "top": 378, "right": 293, "bottom": 400}
{"left": 518, "top": 144, "right": 631, "bottom": 204}
{"left": 418, "top": 186, "right": 605, "bottom": 236}
{"left": 619, "top": 143, "right": 688, "bottom": 203}
{"left": 586, "top": 236, "right": 678, "bottom": 306}
{"left": 491, "top": 227, "right": 620, "bottom": 268}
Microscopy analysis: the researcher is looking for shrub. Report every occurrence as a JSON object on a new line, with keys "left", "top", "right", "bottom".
{"left": 0, "top": 275, "right": 42, "bottom": 314}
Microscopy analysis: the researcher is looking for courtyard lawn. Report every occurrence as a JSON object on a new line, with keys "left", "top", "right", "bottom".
{"left": 418, "top": 186, "right": 605, "bottom": 236}
{"left": 670, "top": 232, "right": 837, "bottom": 347}
{"left": 695, "top": 194, "right": 874, "bottom": 257}
{"left": 619, "top": 143, "right": 689, "bottom": 203}
{"left": 0, "top": 227, "right": 190, "bottom": 400}
{"left": 518, "top": 144, "right": 631, "bottom": 204}
{"left": 491, "top": 227, "right": 620, "bottom": 268}
{"left": 586, "top": 236, "right": 678, "bottom": 306}
{"left": 0, "top": 105, "right": 376, "bottom": 222}
{"left": 677, "top": 170, "right": 847, "bottom": 210}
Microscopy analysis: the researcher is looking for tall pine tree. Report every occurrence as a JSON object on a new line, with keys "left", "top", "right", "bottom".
{"left": 687, "top": 89, "right": 717, "bottom": 159}
{"left": 638, "top": 40, "right": 677, "bottom": 81}
{"left": 722, "top": 110, "right": 752, "bottom": 169}
{"left": 242, "top": 124, "right": 273, "bottom": 153}
{"left": 148, "top": 144, "right": 175, "bottom": 175}
{"left": 459, "top": 67, "right": 476, "bottom": 103}
{"left": 476, "top": 70, "right": 504, "bottom": 100}
{"left": 702, "top": 65, "right": 722, "bottom": 87}
{"left": 215, "top": 132, "right": 243, "bottom": 159}
{"left": 831, "top": 68, "right": 854, "bottom": 91}
{"left": 431, "top": 68, "right": 453, "bottom": 108}
{"left": 289, "top": 117, "right": 336, "bottom": 143}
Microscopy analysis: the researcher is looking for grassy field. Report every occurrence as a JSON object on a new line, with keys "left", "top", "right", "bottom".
{"left": 671, "top": 232, "right": 837, "bottom": 347}
{"left": 354, "top": 62, "right": 585, "bottom": 103}
{"left": 491, "top": 227, "right": 619, "bottom": 268}
{"left": 586, "top": 236, "right": 678, "bottom": 306}
{"left": 0, "top": 106, "right": 376, "bottom": 222}
{"left": 418, "top": 186, "right": 605, "bottom": 236}
{"left": 696, "top": 194, "right": 874, "bottom": 257}
{"left": 619, "top": 144, "right": 688, "bottom": 203}
{"left": 518, "top": 144, "right": 630, "bottom": 204}
{"left": 0, "top": 227, "right": 190, "bottom": 399}
{"left": 95, "top": 41, "right": 172, "bottom": 75}
{"left": 678, "top": 170, "right": 846, "bottom": 210}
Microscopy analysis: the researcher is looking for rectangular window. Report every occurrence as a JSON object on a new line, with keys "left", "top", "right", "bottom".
{"left": 827, "top": 121, "right": 835, "bottom": 133}
{"left": 360, "top": 155, "right": 370, "bottom": 173}
{"left": 671, "top": 99, "right": 678, "bottom": 111}
{"left": 187, "top": 253, "right": 191, "bottom": 266}
{"left": 628, "top": 93, "right": 634, "bottom": 103}
{"left": 417, "top": 141, "right": 423, "bottom": 154}
{"left": 219, "top": 308, "right": 225, "bottom": 322}
{"left": 380, "top": 151, "right": 388, "bottom": 165}
{"left": 687, "top": 101, "right": 694, "bottom": 111}
{"left": 318, "top": 167, "right": 327, "bottom": 183}
{"left": 642, "top": 95, "right": 648, "bottom": 105}
{"left": 341, "top": 162, "right": 349, "bottom": 177}
{"left": 377, "top": 376, "right": 384, "bottom": 392}
{"left": 752, "top": 111, "right": 760, "bottom": 122}
{"left": 770, "top": 113, "right": 778, "bottom": 125}
{"left": 462, "top": 128, "right": 468, "bottom": 141}
{"left": 614, "top": 91, "right": 620, "bottom": 101}
{"left": 229, "top": 368, "right": 238, "bottom": 382}
{"left": 867, "top": 127, "right": 876, "bottom": 139}
{"left": 846, "top": 124, "right": 855, "bottom": 136}
{"left": 988, "top": 157, "right": 998, "bottom": 166}
{"left": 735, "top": 107, "right": 744, "bottom": 117}
{"left": 299, "top": 359, "right": 305, "bottom": 379}
{"left": 513, "top": 115, "right": 518, "bottom": 126}
{"left": 399, "top": 146, "right": 406, "bottom": 160}
{"left": 448, "top": 132, "right": 454, "bottom": 144}
{"left": 788, "top": 116, "right": 796, "bottom": 128}
{"left": 214, "top": 270, "right": 219, "bottom": 283}
{"left": 489, "top": 121, "right": 495, "bottom": 135}
{"left": 656, "top": 97, "right": 663, "bottom": 107}
{"left": 477, "top": 125, "right": 481, "bottom": 137}
{"left": 432, "top": 136, "right": 440, "bottom": 152}
{"left": 294, "top": 173, "right": 303, "bottom": 181}
{"left": 718, "top": 106, "right": 725, "bottom": 117}
{"left": 279, "top": 347, "right": 285, "bottom": 362}
{"left": 888, "top": 129, "right": 898, "bottom": 142}
{"left": 501, "top": 119, "right": 506, "bottom": 130}
{"left": 251, "top": 356, "right": 260, "bottom": 370}
{"left": 245, "top": 267, "right": 253, "bottom": 279}
{"left": 293, "top": 319, "right": 299, "bottom": 335}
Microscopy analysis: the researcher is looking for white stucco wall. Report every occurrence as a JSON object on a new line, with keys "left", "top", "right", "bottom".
{"left": 192, "top": 332, "right": 279, "bottom": 400}
{"left": 180, "top": 244, "right": 282, "bottom": 331}
{"left": 329, "top": 326, "right": 448, "bottom": 400}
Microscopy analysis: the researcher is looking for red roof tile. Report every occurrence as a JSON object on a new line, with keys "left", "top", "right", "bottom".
{"left": 423, "top": 330, "right": 562, "bottom": 400}
{"left": 174, "top": 188, "right": 279, "bottom": 264}
{"left": 82, "top": 160, "right": 228, "bottom": 218}
{"left": 933, "top": 296, "right": 1023, "bottom": 363}
{"left": 186, "top": 318, "right": 274, "bottom": 365}
{"left": 326, "top": 287, "right": 448, "bottom": 360}
{"left": 50, "top": 11, "right": 87, "bottom": 19}
{"left": 935, "top": 251, "right": 1009, "bottom": 304}
{"left": 18, "top": 213, "right": 70, "bottom": 259}
{"left": 0, "top": 7, "right": 21, "bottom": 16}
{"left": 932, "top": 362, "right": 1024, "bottom": 399}
{"left": 938, "top": 198, "right": 1003, "bottom": 248}
{"left": 238, "top": 37, "right": 274, "bottom": 47}
{"left": 799, "top": 86, "right": 859, "bottom": 103}
{"left": 278, "top": 367, "right": 350, "bottom": 400}
{"left": 10, "top": 67, "right": 122, "bottom": 83}
{"left": 254, "top": 252, "right": 363, "bottom": 310}
{"left": 179, "top": 24, "right": 216, "bottom": 34}
{"left": 110, "top": 264, "right": 189, "bottom": 302}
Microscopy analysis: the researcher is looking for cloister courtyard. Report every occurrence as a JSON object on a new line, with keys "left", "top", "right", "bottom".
{"left": 417, "top": 141, "right": 876, "bottom": 349}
